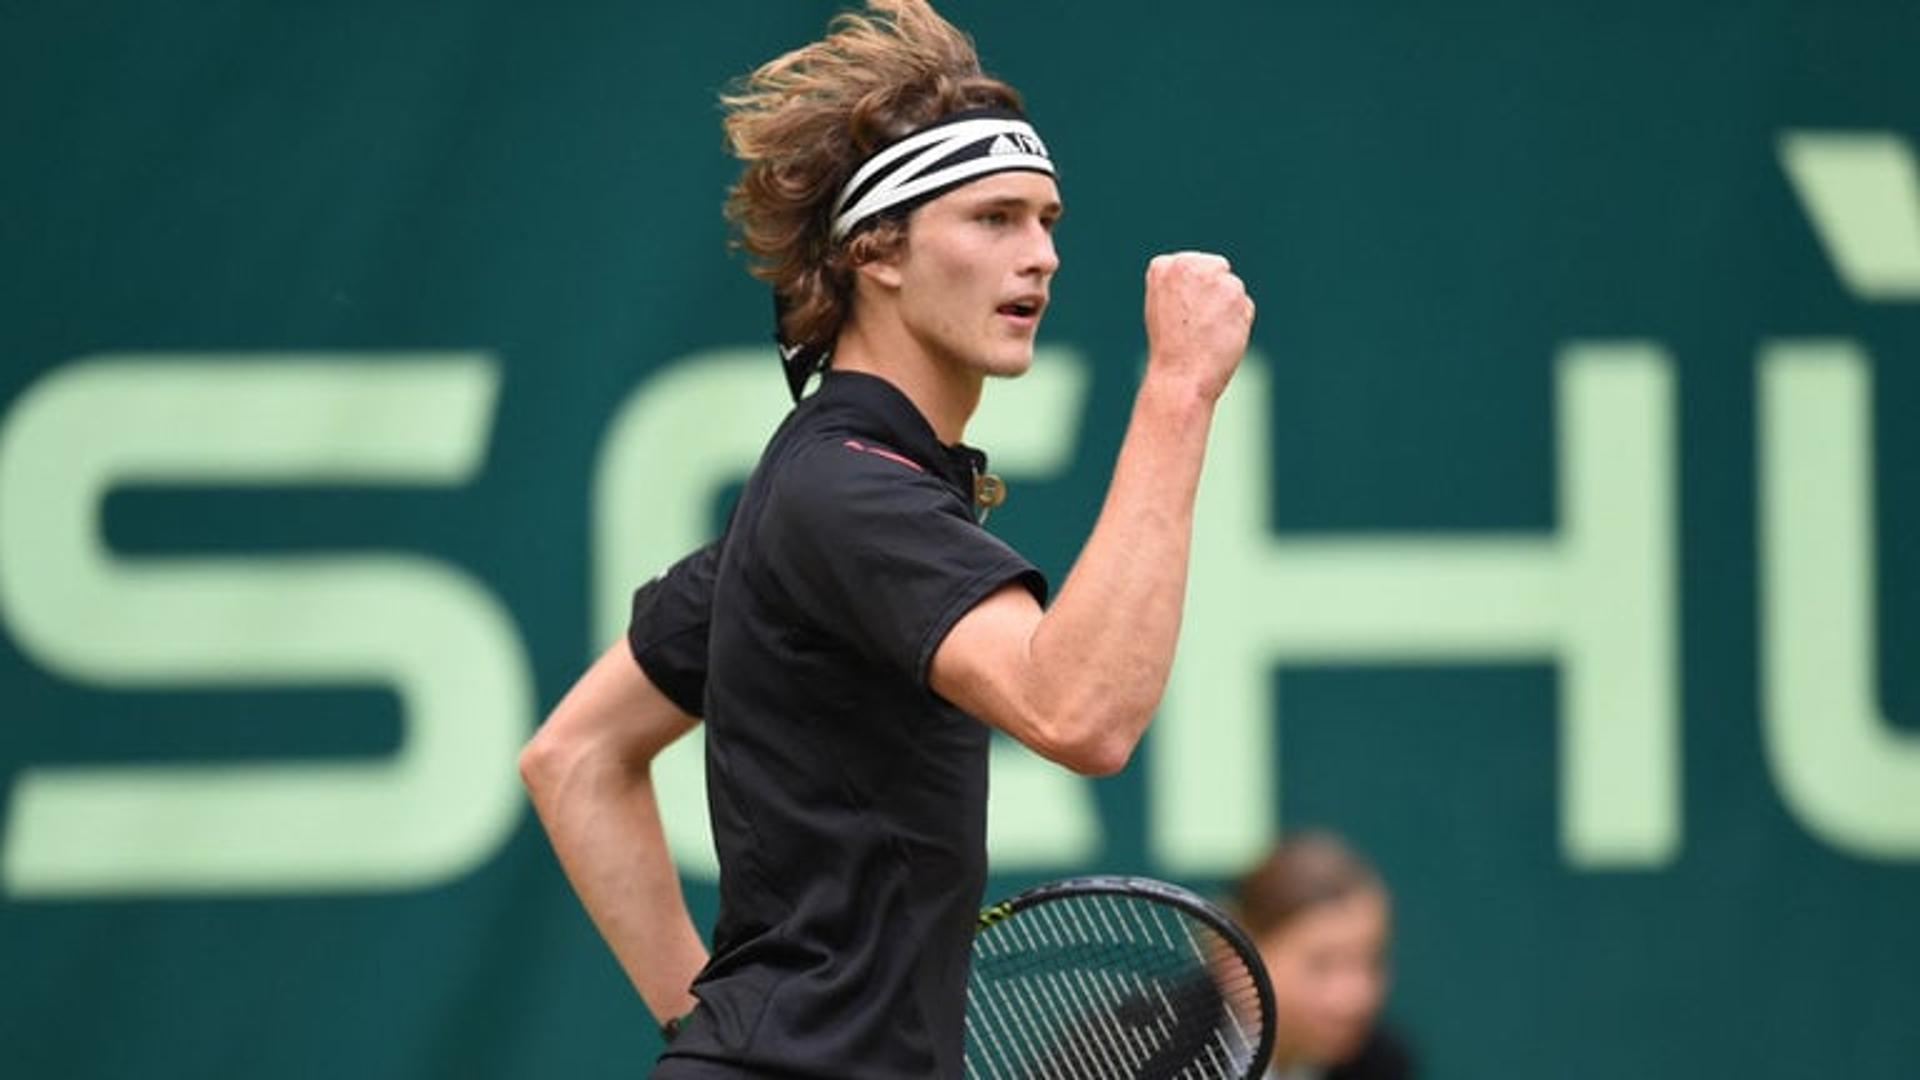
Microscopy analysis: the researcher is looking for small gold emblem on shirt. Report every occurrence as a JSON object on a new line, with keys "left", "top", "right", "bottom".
{"left": 973, "top": 473, "right": 1007, "bottom": 510}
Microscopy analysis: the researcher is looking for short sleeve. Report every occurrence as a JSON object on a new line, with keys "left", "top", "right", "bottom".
{"left": 626, "top": 541, "right": 720, "bottom": 716}
{"left": 759, "top": 439, "right": 1047, "bottom": 684}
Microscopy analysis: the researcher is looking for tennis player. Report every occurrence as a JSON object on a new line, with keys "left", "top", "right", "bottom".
{"left": 520, "top": 1, "right": 1253, "bottom": 1075}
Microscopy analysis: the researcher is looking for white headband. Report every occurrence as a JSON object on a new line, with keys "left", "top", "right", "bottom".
{"left": 829, "top": 109, "right": 1055, "bottom": 242}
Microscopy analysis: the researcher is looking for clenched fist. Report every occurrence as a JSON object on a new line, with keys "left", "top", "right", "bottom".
{"left": 1143, "top": 252, "right": 1254, "bottom": 403}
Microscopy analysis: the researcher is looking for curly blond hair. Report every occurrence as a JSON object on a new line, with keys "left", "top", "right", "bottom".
{"left": 721, "top": 0, "right": 1025, "bottom": 352}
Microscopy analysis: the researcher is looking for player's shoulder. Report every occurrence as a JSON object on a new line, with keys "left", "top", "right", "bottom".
{"left": 785, "top": 429, "right": 952, "bottom": 495}
{"left": 762, "top": 430, "right": 962, "bottom": 532}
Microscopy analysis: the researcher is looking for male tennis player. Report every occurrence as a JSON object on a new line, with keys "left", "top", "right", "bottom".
{"left": 520, "top": 2, "right": 1253, "bottom": 1076}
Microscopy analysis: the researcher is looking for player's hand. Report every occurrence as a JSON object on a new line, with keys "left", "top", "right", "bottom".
{"left": 1142, "top": 252, "right": 1254, "bottom": 403}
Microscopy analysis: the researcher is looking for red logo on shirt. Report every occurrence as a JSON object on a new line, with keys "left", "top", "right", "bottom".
{"left": 842, "top": 439, "right": 925, "bottom": 473}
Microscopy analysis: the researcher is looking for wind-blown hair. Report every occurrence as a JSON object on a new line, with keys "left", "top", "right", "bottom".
{"left": 721, "top": 0, "right": 1024, "bottom": 353}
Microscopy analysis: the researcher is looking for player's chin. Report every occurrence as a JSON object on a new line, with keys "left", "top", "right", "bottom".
{"left": 978, "top": 342, "right": 1037, "bottom": 379}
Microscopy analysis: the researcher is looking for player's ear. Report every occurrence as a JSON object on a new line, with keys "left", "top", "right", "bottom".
{"left": 856, "top": 257, "right": 904, "bottom": 291}
{"left": 846, "top": 221, "right": 907, "bottom": 291}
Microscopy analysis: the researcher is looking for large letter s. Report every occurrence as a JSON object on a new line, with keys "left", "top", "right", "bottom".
{"left": 0, "top": 355, "right": 531, "bottom": 897}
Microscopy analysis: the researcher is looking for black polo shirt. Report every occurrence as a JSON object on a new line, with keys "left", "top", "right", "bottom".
{"left": 629, "top": 370, "right": 1048, "bottom": 1079}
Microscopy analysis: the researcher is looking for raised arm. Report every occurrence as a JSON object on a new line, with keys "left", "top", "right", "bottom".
{"left": 930, "top": 252, "right": 1253, "bottom": 776}
{"left": 520, "top": 639, "right": 708, "bottom": 1025}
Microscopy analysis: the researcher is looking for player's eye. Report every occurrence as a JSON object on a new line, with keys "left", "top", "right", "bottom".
{"left": 978, "top": 209, "right": 1011, "bottom": 227}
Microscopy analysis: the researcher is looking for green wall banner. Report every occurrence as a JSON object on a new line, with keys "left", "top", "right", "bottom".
{"left": 3, "top": 3, "right": 1917, "bottom": 1077}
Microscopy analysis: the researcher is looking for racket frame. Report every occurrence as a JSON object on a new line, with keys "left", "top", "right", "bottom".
{"left": 970, "top": 874, "right": 1278, "bottom": 1080}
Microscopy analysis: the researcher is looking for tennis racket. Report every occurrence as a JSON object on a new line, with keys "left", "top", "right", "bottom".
{"left": 963, "top": 875, "right": 1276, "bottom": 1080}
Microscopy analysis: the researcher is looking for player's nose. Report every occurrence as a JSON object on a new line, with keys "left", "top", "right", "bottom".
{"left": 1024, "top": 221, "right": 1060, "bottom": 277}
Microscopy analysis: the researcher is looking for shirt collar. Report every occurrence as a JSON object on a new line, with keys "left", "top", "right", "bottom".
{"left": 806, "top": 370, "right": 989, "bottom": 500}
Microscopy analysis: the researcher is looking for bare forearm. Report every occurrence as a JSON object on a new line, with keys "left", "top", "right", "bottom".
{"left": 520, "top": 641, "right": 708, "bottom": 1025}
{"left": 929, "top": 253, "right": 1250, "bottom": 774}
{"left": 1027, "top": 375, "right": 1215, "bottom": 753}
{"left": 527, "top": 751, "right": 708, "bottom": 1024}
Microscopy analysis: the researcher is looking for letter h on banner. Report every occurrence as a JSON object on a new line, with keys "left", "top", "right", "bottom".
{"left": 1154, "top": 348, "right": 1677, "bottom": 873}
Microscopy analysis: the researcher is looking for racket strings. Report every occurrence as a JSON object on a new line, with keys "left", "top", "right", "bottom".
{"left": 965, "top": 892, "right": 1268, "bottom": 1080}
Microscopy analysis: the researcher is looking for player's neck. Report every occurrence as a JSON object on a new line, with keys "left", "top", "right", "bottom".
{"left": 831, "top": 309, "right": 982, "bottom": 446}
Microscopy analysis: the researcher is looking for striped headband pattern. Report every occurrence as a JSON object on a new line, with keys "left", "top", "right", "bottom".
{"left": 828, "top": 107, "right": 1055, "bottom": 242}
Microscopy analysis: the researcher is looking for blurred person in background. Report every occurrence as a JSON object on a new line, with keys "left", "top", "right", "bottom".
{"left": 1234, "top": 831, "right": 1416, "bottom": 1080}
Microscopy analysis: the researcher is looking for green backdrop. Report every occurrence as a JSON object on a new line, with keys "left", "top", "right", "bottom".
{"left": 4, "top": 2, "right": 1918, "bottom": 1077}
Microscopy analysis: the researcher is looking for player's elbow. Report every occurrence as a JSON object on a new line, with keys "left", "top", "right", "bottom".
{"left": 1027, "top": 706, "right": 1144, "bottom": 777}
{"left": 518, "top": 703, "right": 632, "bottom": 799}
{"left": 1079, "top": 716, "right": 1145, "bottom": 776}
{"left": 1066, "top": 734, "right": 1136, "bottom": 777}
{"left": 517, "top": 720, "right": 578, "bottom": 798}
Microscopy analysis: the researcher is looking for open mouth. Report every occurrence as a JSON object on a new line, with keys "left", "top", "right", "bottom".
{"left": 997, "top": 299, "right": 1043, "bottom": 319}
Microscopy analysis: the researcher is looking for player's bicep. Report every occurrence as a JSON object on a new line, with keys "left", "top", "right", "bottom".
{"left": 929, "top": 581, "right": 1055, "bottom": 754}
{"left": 539, "top": 639, "right": 700, "bottom": 767}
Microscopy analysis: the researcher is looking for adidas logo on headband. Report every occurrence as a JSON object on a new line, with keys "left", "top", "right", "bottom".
{"left": 988, "top": 130, "right": 1046, "bottom": 157}
{"left": 829, "top": 107, "right": 1055, "bottom": 242}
